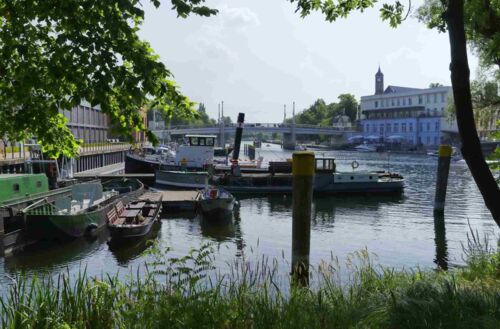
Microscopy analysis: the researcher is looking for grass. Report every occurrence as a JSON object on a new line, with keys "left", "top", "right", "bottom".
{"left": 1, "top": 237, "right": 499, "bottom": 329}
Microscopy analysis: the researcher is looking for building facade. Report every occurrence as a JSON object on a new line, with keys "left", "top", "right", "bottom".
{"left": 360, "top": 68, "right": 456, "bottom": 147}
{"left": 59, "top": 101, "right": 109, "bottom": 143}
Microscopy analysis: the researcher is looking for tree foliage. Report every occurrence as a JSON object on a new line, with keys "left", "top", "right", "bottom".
{"left": 0, "top": 0, "right": 217, "bottom": 158}
{"left": 163, "top": 102, "right": 216, "bottom": 127}
{"left": 416, "top": 0, "right": 500, "bottom": 69}
{"left": 288, "top": 94, "right": 359, "bottom": 126}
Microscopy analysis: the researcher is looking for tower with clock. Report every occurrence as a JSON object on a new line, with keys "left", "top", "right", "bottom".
{"left": 375, "top": 66, "right": 384, "bottom": 95}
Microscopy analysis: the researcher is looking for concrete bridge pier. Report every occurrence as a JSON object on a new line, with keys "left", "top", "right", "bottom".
{"left": 283, "top": 133, "right": 296, "bottom": 150}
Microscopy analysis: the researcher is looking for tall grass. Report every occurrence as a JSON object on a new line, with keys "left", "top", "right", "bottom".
{"left": 1, "top": 240, "right": 499, "bottom": 329}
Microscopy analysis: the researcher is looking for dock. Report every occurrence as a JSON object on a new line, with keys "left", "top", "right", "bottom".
{"left": 140, "top": 190, "right": 199, "bottom": 211}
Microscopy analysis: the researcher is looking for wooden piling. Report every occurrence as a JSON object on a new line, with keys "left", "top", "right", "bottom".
{"left": 291, "top": 151, "right": 315, "bottom": 287}
{"left": 434, "top": 145, "right": 453, "bottom": 213}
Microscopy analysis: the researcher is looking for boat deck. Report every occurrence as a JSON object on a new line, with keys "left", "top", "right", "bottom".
{"left": 140, "top": 190, "right": 199, "bottom": 211}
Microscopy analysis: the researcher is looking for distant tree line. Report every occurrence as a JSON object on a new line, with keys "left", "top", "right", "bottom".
{"left": 285, "top": 94, "right": 359, "bottom": 126}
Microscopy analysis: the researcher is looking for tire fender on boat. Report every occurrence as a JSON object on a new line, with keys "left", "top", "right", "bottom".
{"left": 351, "top": 160, "right": 359, "bottom": 169}
{"left": 85, "top": 223, "right": 99, "bottom": 238}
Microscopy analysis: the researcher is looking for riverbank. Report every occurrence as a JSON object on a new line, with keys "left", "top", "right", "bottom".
{"left": 1, "top": 237, "right": 499, "bottom": 329}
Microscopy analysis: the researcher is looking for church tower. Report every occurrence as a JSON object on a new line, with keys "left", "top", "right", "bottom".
{"left": 375, "top": 66, "right": 384, "bottom": 95}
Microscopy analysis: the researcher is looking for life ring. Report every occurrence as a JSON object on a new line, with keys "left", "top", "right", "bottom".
{"left": 351, "top": 160, "right": 359, "bottom": 169}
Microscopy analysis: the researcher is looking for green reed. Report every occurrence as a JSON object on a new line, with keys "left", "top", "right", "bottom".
{"left": 1, "top": 239, "right": 499, "bottom": 329}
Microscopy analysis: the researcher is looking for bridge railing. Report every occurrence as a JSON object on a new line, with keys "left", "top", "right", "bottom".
{"left": 160, "top": 123, "right": 353, "bottom": 131}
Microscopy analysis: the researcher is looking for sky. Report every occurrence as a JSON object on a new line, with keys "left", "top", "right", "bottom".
{"left": 139, "top": 0, "right": 479, "bottom": 122}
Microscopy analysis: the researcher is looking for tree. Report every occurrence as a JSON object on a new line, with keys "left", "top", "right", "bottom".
{"left": 0, "top": 0, "right": 217, "bottom": 157}
{"left": 417, "top": 0, "right": 500, "bottom": 69}
{"left": 289, "top": 0, "right": 500, "bottom": 226}
{"left": 429, "top": 82, "right": 444, "bottom": 88}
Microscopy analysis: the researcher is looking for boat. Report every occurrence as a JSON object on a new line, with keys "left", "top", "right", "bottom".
{"left": 214, "top": 146, "right": 233, "bottom": 157}
{"left": 155, "top": 170, "right": 209, "bottom": 189}
{"left": 107, "top": 195, "right": 163, "bottom": 241}
{"left": 354, "top": 143, "right": 377, "bottom": 152}
{"left": 155, "top": 158, "right": 404, "bottom": 195}
{"left": 196, "top": 187, "right": 235, "bottom": 218}
{"left": 125, "top": 145, "right": 176, "bottom": 174}
{"left": 23, "top": 178, "right": 144, "bottom": 240}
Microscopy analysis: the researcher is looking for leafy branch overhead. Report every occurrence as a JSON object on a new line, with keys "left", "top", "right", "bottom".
{"left": 0, "top": 0, "right": 217, "bottom": 158}
{"left": 289, "top": 0, "right": 406, "bottom": 27}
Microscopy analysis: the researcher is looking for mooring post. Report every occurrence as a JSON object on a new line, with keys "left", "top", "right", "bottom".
{"left": 434, "top": 145, "right": 452, "bottom": 213}
{"left": 291, "top": 151, "right": 315, "bottom": 287}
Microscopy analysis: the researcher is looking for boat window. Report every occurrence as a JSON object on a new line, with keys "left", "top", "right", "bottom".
{"left": 36, "top": 181, "right": 42, "bottom": 188}
{"left": 190, "top": 137, "right": 198, "bottom": 146}
{"left": 207, "top": 138, "right": 214, "bottom": 146}
{"left": 13, "top": 184, "right": 20, "bottom": 192}
{"left": 350, "top": 176, "right": 354, "bottom": 180}
{"left": 199, "top": 138, "right": 206, "bottom": 146}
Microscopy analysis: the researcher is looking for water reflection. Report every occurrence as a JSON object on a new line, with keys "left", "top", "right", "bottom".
{"left": 199, "top": 213, "right": 235, "bottom": 242}
{"left": 433, "top": 213, "right": 448, "bottom": 270}
{"left": 4, "top": 230, "right": 109, "bottom": 274}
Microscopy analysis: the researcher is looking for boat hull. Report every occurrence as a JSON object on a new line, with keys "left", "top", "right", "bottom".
{"left": 199, "top": 198, "right": 235, "bottom": 217}
{"left": 26, "top": 201, "right": 117, "bottom": 239}
{"left": 108, "top": 197, "right": 162, "bottom": 241}
{"left": 25, "top": 179, "right": 145, "bottom": 240}
{"left": 156, "top": 170, "right": 404, "bottom": 195}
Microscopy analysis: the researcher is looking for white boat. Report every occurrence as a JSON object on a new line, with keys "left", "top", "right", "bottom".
{"left": 354, "top": 143, "right": 377, "bottom": 152}
{"left": 197, "top": 187, "right": 235, "bottom": 218}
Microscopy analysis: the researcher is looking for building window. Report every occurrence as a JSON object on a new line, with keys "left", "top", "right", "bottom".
{"left": 433, "top": 108, "right": 437, "bottom": 116}
{"left": 394, "top": 123, "right": 399, "bottom": 132}
{"left": 408, "top": 98, "right": 412, "bottom": 105}
{"left": 409, "top": 123, "right": 413, "bottom": 132}
{"left": 433, "top": 94, "right": 437, "bottom": 103}
{"left": 435, "top": 121, "right": 440, "bottom": 131}
{"left": 380, "top": 124, "right": 384, "bottom": 134}
{"left": 418, "top": 96, "right": 423, "bottom": 104}
{"left": 391, "top": 99, "right": 395, "bottom": 106}
{"left": 427, "top": 122, "right": 430, "bottom": 131}
{"left": 397, "top": 98, "right": 400, "bottom": 106}
{"left": 441, "top": 93, "right": 445, "bottom": 102}
{"left": 402, "top": 123, "right": 406, "bottom": 132}
{"left": 375, "top": 101, "right": 378, "bottom": 108}
{"left": 403, "top": 99, "right": 406, "bottom": 106}
{"left": 419, "top": 123, "right": 423, "bottom": 132}
{"left": 387, "top": 123, "right": 391, "bottom": 133}
{"left": 426, "top": 94, "right": 430, "bottom": 103}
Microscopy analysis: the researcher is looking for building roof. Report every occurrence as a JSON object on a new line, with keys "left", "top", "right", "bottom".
{"left": 384, "top": 85, "right": 423, "bottom": 94}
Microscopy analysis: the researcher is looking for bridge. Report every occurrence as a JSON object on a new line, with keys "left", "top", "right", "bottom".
{"left": 151, "top": 123, "right": 356, "bottom": 149}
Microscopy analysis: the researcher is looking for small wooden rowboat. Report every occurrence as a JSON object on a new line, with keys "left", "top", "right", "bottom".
{"left": 197, "top": 187, "right": 235, "bottom": 218}
{"left": 107, "top": 195, "right": 163, "bottom": 240}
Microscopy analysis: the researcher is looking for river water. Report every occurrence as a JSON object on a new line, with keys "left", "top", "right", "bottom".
{"left": 0, "top": 144, "right": 498, "bottom": 287}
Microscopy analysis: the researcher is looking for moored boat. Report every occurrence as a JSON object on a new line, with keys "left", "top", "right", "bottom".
{"left": 107, "top": 195, "right": 163, "bottom": 241}
{"left": 155, "top": 158, "right": 404, "bottom": 195}
{"left": 196, "top": 187, "right": 235, "bottom": 218}
{"left": 23, "top": 178, "right": 144, "bottom": 240}
{"left": 354, "top": 143, "right": 377, "bottom": 152}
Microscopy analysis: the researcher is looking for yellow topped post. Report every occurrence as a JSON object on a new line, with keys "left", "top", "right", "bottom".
{"left": 434, "top": 144, "right": 453, "bottom": 213}
{"left": 438, "top": 145, "right": 453, "bottom": 157}
{"left": 291, "top": 151, "right": 315, "bottom": 287}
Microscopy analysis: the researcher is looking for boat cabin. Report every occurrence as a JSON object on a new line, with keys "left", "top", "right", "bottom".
{"left": 0, "top": 174, "right": 49, "bottom": 204}
{"left": 186, "top": 135, "right": 216, "bottom": 147}
{"left": 315, "top": 158, "right": 336, "bottom": 173}
{"left": 175, "top": 135, "right": 216, "bottom": 168}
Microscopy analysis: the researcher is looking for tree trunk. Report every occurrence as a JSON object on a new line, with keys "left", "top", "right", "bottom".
{"left": 446, "top": 0, "right": 500, "bottom": 226}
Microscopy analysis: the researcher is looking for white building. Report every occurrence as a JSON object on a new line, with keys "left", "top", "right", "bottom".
{"left": 360, "top": 68, "right": 457, "bottom": 147}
